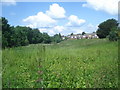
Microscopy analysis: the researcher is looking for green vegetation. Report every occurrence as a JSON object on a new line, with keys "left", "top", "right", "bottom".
{"left": 2, "top": 45, "right": 44, "bottom": 88}
{"left": 1, "top": 17, "right": 62, "bottom": 49}
{"left": 1, "top": 17, "right": 119, "bottom": 88}
{"left": 82, "top": 32, "right": 86, "bottom": 35}
{"left": 52, "top": 33, "right": 62, "bottom": 43}
{"left": 96, "top": 19, "right": 119, "bottom": 41}
{"left": 1, "top": 17, "right": 119, "bottom": 49}
{"left": 107, "top": 27, "right": 120, "bottom": 41}
{"left": 2, "top": 39, "right": 118, "bottom": 88}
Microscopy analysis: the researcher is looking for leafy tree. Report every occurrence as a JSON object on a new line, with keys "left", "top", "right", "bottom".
{"left": 8, "top": 26, "right": 17, "bottom": 47}
{"left": 27, "top": 27, "right": 34, "bottom": 44}
{"left": 108, "top": 31, "right": 118, "bottom": 41}
{"left": 2, "top": 35, "right": 8, "bottom": 48}
{"left": 107, "top": 27, "right": 119, "bottom": 41}
{"left": 1, "top": 17, "right": 10, "bottom": 34}
{"left": 30, "top": 29, "right": 43, "bottom": 44}
{"left": 1, "top": 17, "right": 11, "bottom": 48}
{"left": 52, "top": 33, "right": 62, "bottom": 43}
{"left": 82, "top": 32, "right": 86, "bottom": 35}
{"left": 118, "top": 27, "right": 120, "bottom": 37}
{"left": 96, "top": 19, "right": 118, "bottom": 38}
{"left": 71, "top": 33, "right": 73, "bottom": 35}
{"left": 43, "top": 33, "right": 51, "bottom": 44}
{"left": 13, "top": 26, "right": 29, "bottom": 46}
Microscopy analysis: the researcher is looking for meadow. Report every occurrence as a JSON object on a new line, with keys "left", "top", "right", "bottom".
{"left": 2, "top": 39, "right": 118, "bottom": 88}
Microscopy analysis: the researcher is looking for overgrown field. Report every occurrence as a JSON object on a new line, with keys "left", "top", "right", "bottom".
{"left": 2, "top": 39, "right": 118, "bottom": 88}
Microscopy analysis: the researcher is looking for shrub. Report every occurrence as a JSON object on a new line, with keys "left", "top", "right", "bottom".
{"left": 108, "top": 31, "right": 119, "bottom": 41}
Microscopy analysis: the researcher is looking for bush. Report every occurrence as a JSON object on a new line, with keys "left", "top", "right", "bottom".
{"left": 108, "top": 31, "right": 119, "bottom": 41}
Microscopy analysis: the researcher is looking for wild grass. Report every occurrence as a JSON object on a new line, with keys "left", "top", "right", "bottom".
{"left": 2, "top": 39, "right": 118, "bottom": 88}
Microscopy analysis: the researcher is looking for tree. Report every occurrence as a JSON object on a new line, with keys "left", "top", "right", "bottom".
{"left": 52, "top": 33, "right": 62, "bottom": 43}
{"left": 1, "top": 17, "right": 56, "bottom": 48}
{"left": 13, "top": 26, "right": 29, "bottom": 46}
{"left": 107, "top": 27, "right": 119, "bottom": 41}
{"left": 30, "top": 29, "right": 43, "bottom": 44}
{"left": 71, "top": 33, "right": 73, "bottom": 35}
{"left": 1, "top": 17, "right": 11, "bottom": 48}
{"left": 42, "top": 33, "right": 51, "bottom": 44}
{"left": 118, "top": 27, "right": 120, "bottom": 38}
{"left": 82, "top": 32, "right": 86, "bottom": 35}
{"left": 8, "top": 26, "right": 17, "bottom": 47}
{"left": 2, "top": 35, "right": 8, "bottom": 48}
{"left": 96, "top": 19, "right": 118, "bottom": 38}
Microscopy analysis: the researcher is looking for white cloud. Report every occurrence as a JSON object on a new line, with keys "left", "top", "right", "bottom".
{"left": 39, "top": 28, "right": 56, "bottom": 36}
{"left": 38, "top": 26, "right": 84, "bottom": 36}
{"left": 38, "top": 23, "right": 98, "bottom": 36}
{"left": 22, "top": 3, "right": 98, "bottom": 36}
{"left": 1, "top": 0, "right": 16, "bottom": 6}
{"left": 26, "top": 24, "right": 35, "bottom": 28}
{"left": 83, "top": 0, "right": 119, "bottom": 15}
{"left": 48, "top": 30, "right": 56, "bottom": 35}
{"left": 23, "top": 12, "right": 57, "bottom": 28}
{"left": 22, "top": 3, "right": 87, "bottom": 36}
{"left": 23, "top": 3, "right": 66, "bottom": 28}
{"left": 53, "top": 26, "right": 65, "bottom": 32}
{"left": 66, "top": 15, "right": 86, "bottom": 27}
{"left": 87, "top": 23, "right": 98, "bottom": 32}
{"left": 64, "top": 27, "right": 83, "bottom": 34}
{"left": 39, "top": 28, "right": 47, "bottom": 33}
{"left": 87, "top": 23, "right": 95, "bottom": 29}
{"left": 79, "top": 23, "right": 98, "bottom": 33}
{"left": 74, "top": 28, "right": 84, "bottom": 34}
{"left": 65, "top": 24, "right": 98, "bottom": 35}
{"left": 39, "top": 25, "right": 65, "bottom": 36}
{"left": 46, "top": 3, "right": 66, "bottom": 19}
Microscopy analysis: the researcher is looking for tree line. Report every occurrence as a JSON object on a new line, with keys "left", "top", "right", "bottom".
{"left": 1, "top": 17, "right": 119, "bottom": 49}
{"left": 1, "top": 17, "right": 62, "bottom": 49}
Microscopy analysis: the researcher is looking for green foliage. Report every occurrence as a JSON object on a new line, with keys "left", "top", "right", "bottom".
{"left": 42, "top": 33, "right": 52, "bottom": 44}
{"left": 2, "top": 39, "right": 118, "bottom": 88}
{"left": 82, "top": 32, "right": 86, "bottom": 35}
{"left": 107, "top": 27, "right": 119, "bottom": 41}
{"left": 1, "top": 17, "right": 11, "bottom": 48}
{"left": 30, "top": 29, "right": 43, "bottom": 44}
{"left": 1, "top": 17, "right": 54, "bottom": 48}
{"left": 2, "top": 35, "right": 8, "bottom": 48}
{"left": 13, "top": 26, "right": 29, "bottom": 46}
{"left": 71, "top": 33, "right": 73, "bottom": 35}
{"left": 96, "top": 19, "right": 118, "bottom": 38}
{"left": 42, "top": 39, "right": 118, "bottom": 88}
{"left": 52, "top": 33, "right": 62, "bottom": 43}
{"left": 2, "top": 45, "right": 44, "bottom": 88}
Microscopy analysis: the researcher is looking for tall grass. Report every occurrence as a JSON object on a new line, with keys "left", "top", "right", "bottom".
{"left": 2, "top": 45, "right": 45, "bottom": 88}
{"left": 2, "top": 39, "right": 118, "bottom": 88}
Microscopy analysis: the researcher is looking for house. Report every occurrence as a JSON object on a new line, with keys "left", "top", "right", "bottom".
{"left": 62, "top": 33, "right": 99, "bottom": 40}
{"left": 61, "top": 35, "right": 66, "bottom": 40}
{"left": 83, "top": 33, "right": 99, "bottom": 39}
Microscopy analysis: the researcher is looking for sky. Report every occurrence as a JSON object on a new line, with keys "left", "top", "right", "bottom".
{"left": 1, "top": 0, "right": 119, "bottom": 36}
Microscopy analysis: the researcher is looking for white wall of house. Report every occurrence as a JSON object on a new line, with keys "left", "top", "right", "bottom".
{"left": 82, "top": 35, "right": 86, "bottom": 38}
{"left": 71, "top": 36, "right": 73, "bottom": 38}
{"left": 65, "top": 33, "right": 99, "bottom": 40}
{"left": 74, "top": 36, "right": 77, "bottom": 38}
{"left": 62, "top": 37, "right": 65, "bottom": 40}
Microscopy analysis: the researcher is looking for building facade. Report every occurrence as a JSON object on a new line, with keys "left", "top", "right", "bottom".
{"left": 62, "top": 33, "right": 99, "bottom": 40}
